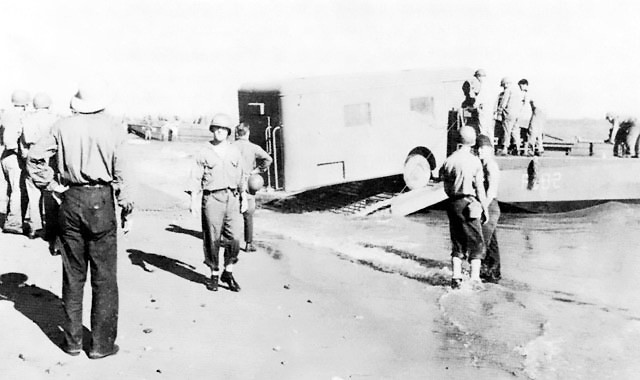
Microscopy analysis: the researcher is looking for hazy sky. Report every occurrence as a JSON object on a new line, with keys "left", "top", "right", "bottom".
{"left": 0, "top": 0, "right": 638, "bottom": 119}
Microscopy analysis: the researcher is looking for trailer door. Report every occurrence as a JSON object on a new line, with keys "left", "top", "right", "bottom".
{"left": 238, "top": 91, "right": 284, "bottom": 190}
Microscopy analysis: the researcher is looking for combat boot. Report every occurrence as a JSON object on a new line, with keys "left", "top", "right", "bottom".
{"left": 206, "top": 275, "right": 218, "bottom": 291}
{"left": 220, "top": 271, "right": 241, "bottom": 292}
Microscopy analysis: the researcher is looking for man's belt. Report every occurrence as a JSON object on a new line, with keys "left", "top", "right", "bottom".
{"left": 68, "top": 181, "right": 110, "bottom": 188}
{"left": 203, "top": 188, "right": 239, "bottom": 196}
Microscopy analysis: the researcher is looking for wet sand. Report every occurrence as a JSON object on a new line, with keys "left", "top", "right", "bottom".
{"left": 1, "top": 137, "right": 639, "bottom": 379}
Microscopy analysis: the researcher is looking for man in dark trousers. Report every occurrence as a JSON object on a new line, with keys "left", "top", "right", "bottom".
{"left": 27, "top": 81, "right": 133, "bottom": 359}
{"left": 187, "top": 113, "right": 246, "bottom": 292}
{"left": 233, "top": 122, "right": 272, "bottom": 252}
{"left": 440, "top": 126, "right": 488, "bottom": 289}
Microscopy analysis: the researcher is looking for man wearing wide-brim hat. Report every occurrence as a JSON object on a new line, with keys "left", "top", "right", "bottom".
{"left": 26, "top": 81, "right": 133, "bottom": 359}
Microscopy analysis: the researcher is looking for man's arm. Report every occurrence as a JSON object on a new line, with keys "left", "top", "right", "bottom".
{"left": 112, "top": 132, "right": 133, "bottom": 212}
{"left": 253, "top": 145, "right": 273, "bottom": 174}
{"left": 485, "top": 161, "right": 500, "bottom": 203}
{"left": 26, "top": 132, "right": 59, "bottom": 191}
{"left": 186, "top": 152, "right": 205, "bottom": 214}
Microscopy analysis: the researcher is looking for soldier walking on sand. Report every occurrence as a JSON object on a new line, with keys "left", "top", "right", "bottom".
{"left": 440, "top": 126, "right": 488, "bottom": 289}
{"left": 27, "top": 81, "right": 133, "bottom": 359}
{"left": 1, "top": 90, "right": 30, "bottom": 234}
{"left": 476, "top": 135, "right": 502, "bottom": 283}
{"left": 20, "top": 93, "right": 59, "bottom": 239}
{"left": 187, "top": 113, "right": 246, "bottom": 292}
{"left": 233, "top": 122, "right": 272, "bottom": 252}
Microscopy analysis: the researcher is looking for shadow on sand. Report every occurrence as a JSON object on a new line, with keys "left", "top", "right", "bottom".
{"left": 127, "top": 249, "right": 214, "bottom": 288}
{"left": 0, "top": 272, "right": 91, "bottom": 353}
{"left": 165, "top": 224, "right": 202, "bottom": 240}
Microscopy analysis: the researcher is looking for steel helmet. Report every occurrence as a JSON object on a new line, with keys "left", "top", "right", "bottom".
{"left": 33, "top": 93, "right": 52, "bottom": 109}
{"left": 474, "top": 69, "right": 486, "bottom": 78}
{"left": 459, "top": 126, "right": 477, "bottom": 146}
{"left": 247, "top": 174, "right": 265, "bottom": 195}
{"left": 500, "top": 77, "right": 512, "bottom": 87}
{"left": 11, "top": 89, "right": 31, "bottom": 106}
{"left": 209, "top": 113, "right": 233, "bottom": 132}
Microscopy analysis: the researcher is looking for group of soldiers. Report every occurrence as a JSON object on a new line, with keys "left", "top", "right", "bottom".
{"left": 461, "top": 69, "right": 543, "bottom": 157}
{"left": 1, "top": 83, "right": 272, "bottom": 359}
{"left": 0, "top": 90, "right": 59, "bottom": 242}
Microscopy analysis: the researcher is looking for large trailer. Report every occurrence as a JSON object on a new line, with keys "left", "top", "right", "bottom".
{"left": 238, "top": 68, "right": 469, "bottom": 193}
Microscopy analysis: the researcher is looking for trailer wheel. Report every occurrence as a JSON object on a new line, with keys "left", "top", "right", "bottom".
{"left": 403, "top": 153, "right": 433, "bottom": 190}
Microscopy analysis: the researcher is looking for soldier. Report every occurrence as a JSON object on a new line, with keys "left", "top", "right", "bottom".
{"left": 187, "top": 113, "right": 246, "bottom": 292}
{"left": 461, "top": 69, "right": 487, "bottom": 135}
{"left": 516, "top": 79, "right": 544, "bottom": 156}
{"left": 440, "top": 126, "right": 488, "bottom": 289}
{"left": 476, "top": 134, "right": 501, "bottom": 283}
{"left": 1, "top": 90, "right": 30, "bottom": 234}
{"left": 27, "top": 81, "right": 133, "bottom": 359}
{"left": 233, "top": 122, "right": 273, "bottom": 252}
{"left": 605, "top": 113, "right": 639, "bottom": 157}
{"left": 20, "top": 93, "right": 59, "bottom": 238}
{"left": 494, "top": 78, "right": 519, "bottom": 155}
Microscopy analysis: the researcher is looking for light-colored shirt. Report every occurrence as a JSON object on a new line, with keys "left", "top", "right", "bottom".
{"left": 1, "top": 107, "right": 27, "bottom": 151}
{"left": 20, "top": 109, "right": 59, "bottom": 158}
{"left": 462, "top": 76, "right": 482, "bottom": 99}
{"left": 495, "top": 86, "right": 519, "bottom": 121}
{"left": 233, "top": 138, "right": 273, "bottom": 176}
{"left": 481, "top": 157, "right": 500, "bottom": 202}
{"left": 26, "top": 113, "right": 132, "bottom": 207}
{"left": 516, "top": 90, "right": 536, "bottom": 128}
{"left": 441, "top": 148, "right": 485, "bottom": 198}
{"left": 187, "top": 141, "right": 244, "bottom": 194}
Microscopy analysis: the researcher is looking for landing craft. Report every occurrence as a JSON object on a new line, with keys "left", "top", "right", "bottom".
{"left": 238, "top": 69, "right": 640, "bottom": 215}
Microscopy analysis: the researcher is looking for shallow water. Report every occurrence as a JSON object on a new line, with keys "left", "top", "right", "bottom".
{"left": 263, "top": 201, "right": 640, "bottom": 378}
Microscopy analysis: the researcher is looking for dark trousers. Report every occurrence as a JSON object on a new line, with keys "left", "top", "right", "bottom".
{"left": 481, "top": 199, "right": 501, "bottom": 278}
{"left": 242, "top": 195, "right": 256, "bottom": 243}
{"left": 59, "top": 185, "right": 118, "bottom": 352}
{"left": 447, "top": 197, "right": 485, "bottom": 261}
{"left": 201, "top": 189, "right": 241, "bottom": 272}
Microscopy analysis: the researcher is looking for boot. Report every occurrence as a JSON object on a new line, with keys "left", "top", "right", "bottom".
{"left": 220, "top": 271, "right": 241, "bottom": 292}
{"left": 206, "top": 275, "right": 218, "bottom": 291}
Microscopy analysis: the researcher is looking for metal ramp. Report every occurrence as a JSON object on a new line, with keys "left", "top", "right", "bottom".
{"left": 390, "top": 182, "right": 447, "bottom": 216}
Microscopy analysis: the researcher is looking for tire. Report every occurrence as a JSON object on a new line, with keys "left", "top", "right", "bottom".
{"left": 403, "top": 153, "right": 432, "bottom": 190}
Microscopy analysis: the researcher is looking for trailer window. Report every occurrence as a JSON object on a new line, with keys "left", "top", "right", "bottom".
{"left": 344, "top": 103, "right": 371, "bottom": 127}
{"left": 410, "top": 97, "right": 434, "bottom": 116}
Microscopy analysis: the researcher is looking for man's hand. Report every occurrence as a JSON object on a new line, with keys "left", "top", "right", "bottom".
{"left": 121, "top": 203, "right": 134, "bottom": 233}
{"left": 50, "top": 183, "right": 69, "bottom": 205}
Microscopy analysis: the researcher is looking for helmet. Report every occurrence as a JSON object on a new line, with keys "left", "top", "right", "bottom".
{"left": 459, "top": 126, "right": 477, "bottom": 146}
{"left": 247, "top": 174, "right": 265, "bottom": 195}
{"left": 500, "top": 77, "right": 512, "bottom": 87}
{"left": 11, "top": 89, "right": 30, "bottom": 106}
{"left": 33, "top": 93, "right": 52, "bottom": 109}
{"left": 209, "top": 113, "right": 233, "bottom": 132}
{"left": 476, "top": 134, "right": 493, "bottom": 149}
{"left": 474, "top": 69, "right": 486, "bottom": 78}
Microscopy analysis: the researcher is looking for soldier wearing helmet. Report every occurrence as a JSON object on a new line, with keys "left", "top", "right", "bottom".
{"left": 19, "top": 92, "right": 59, "bottom": 239}
{"left": 440, "top": 126, "right": 489, "bottom": 289}
{"left": 187, "top": 113, "right": 247, "bottom": 292}
{"left": 233, "top": 121, "right": 273, "bottom": 252}
{"left": 461, "top": 69, "right": 487, "bottom": 135}
{"left": 494, "top": 77, "right": 520, "bottom": 155}
{"left": 1, "top": 89, "right": 31, "bottom": 234}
